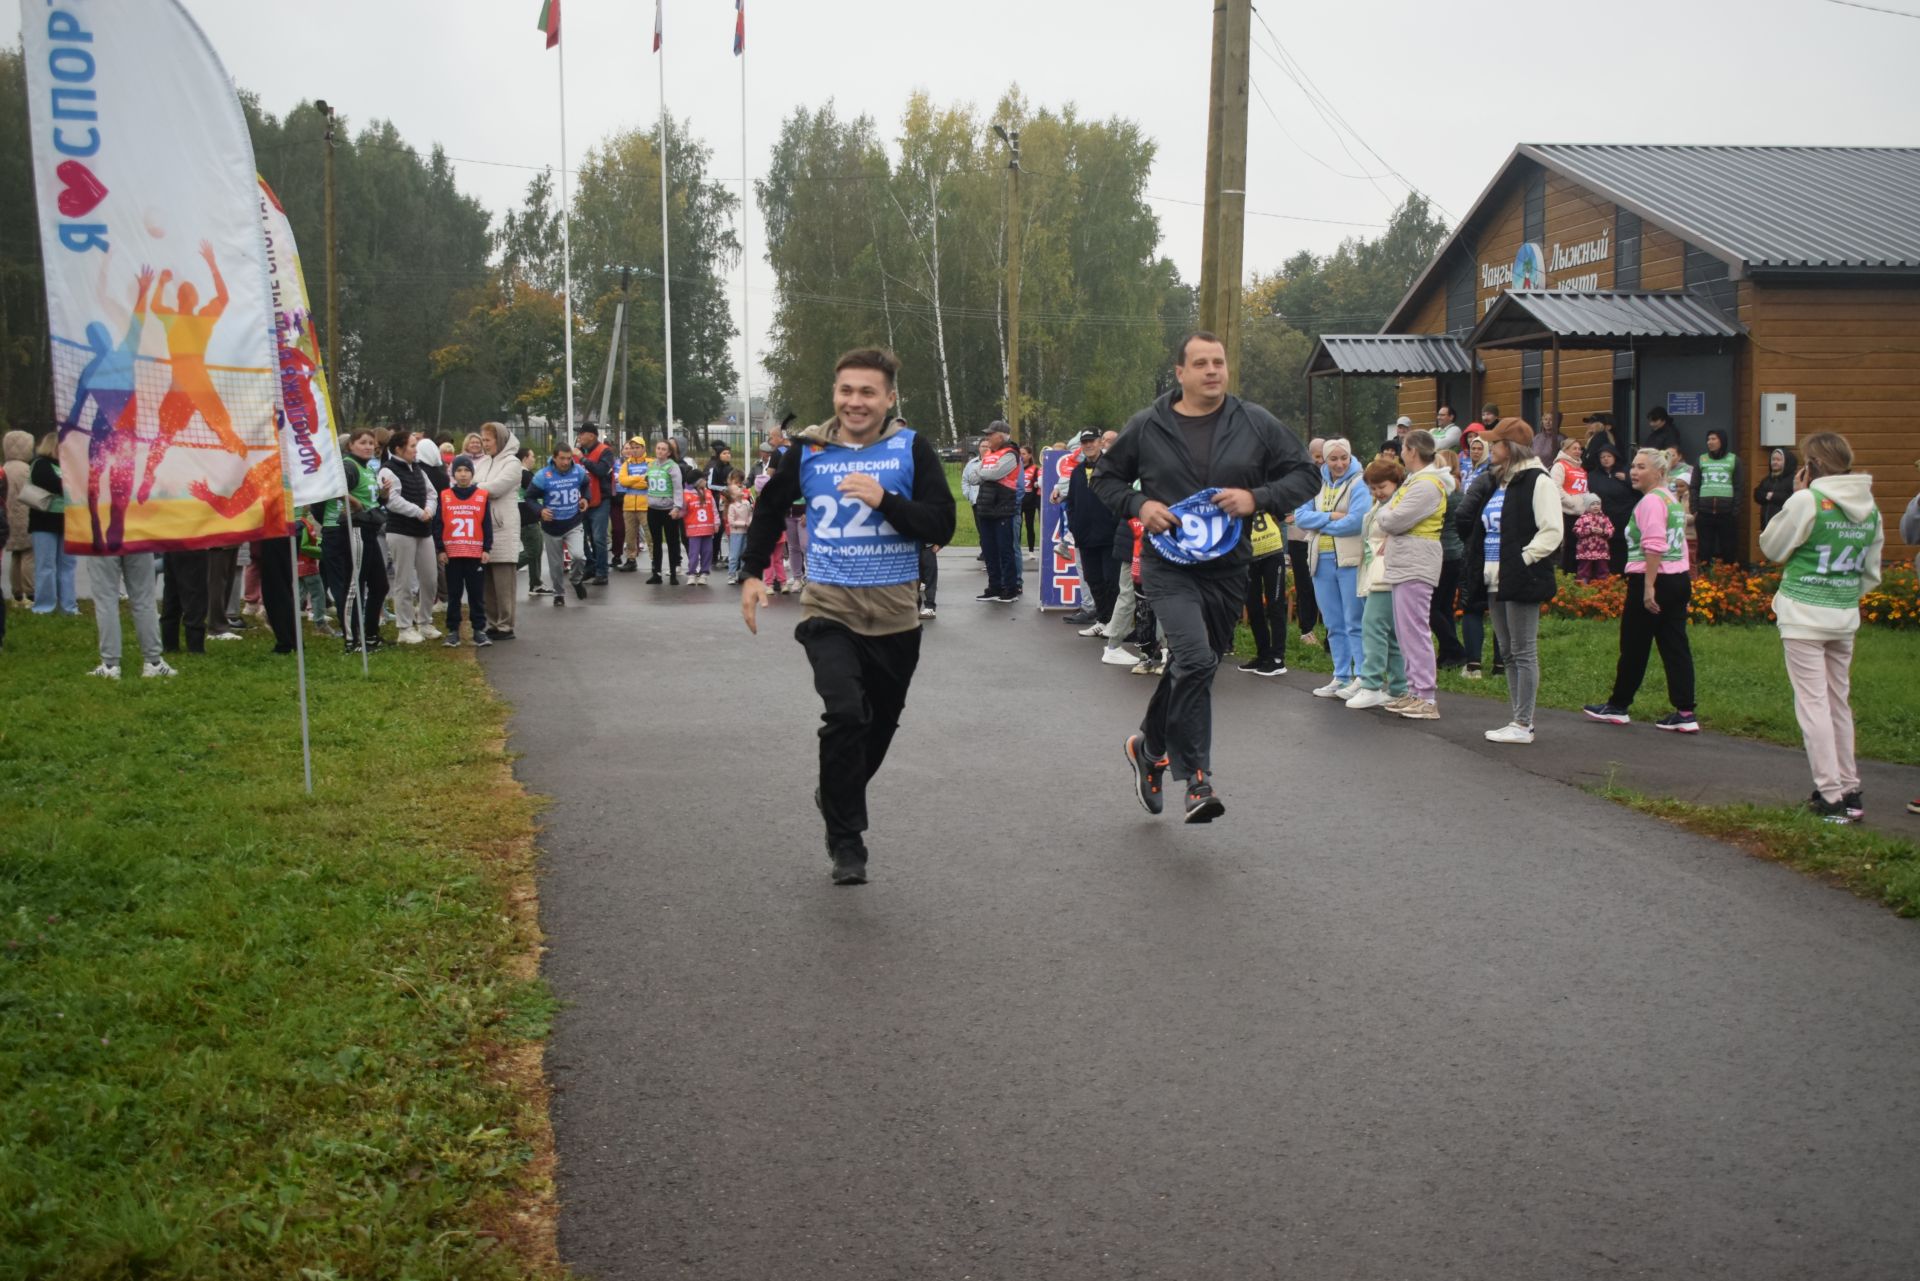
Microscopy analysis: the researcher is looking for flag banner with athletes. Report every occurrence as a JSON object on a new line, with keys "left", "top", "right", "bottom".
{"left": 22, "top": 0, "right": 285, "bottom": 555}
{"left": 259, "top": 177, "right": 345, "bottom": 507}
{"left": 1039, "top": 447, "right": 1082, "bottom": 610}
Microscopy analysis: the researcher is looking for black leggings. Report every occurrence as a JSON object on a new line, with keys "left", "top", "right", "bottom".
{"left": 1023, "top": 501, "right": 1039, "bottom": 551}
{"left": 1245, "top": 554, "right": 1287, "bottom": 663}
{"left": 798, "top": 617, "right": 923, "bottom": 850}
{"left": 1287, "top": 540, "right": 1318, "bottom": 635}
{"left": 1608, "top": 571, "right": 1695, "bottom": 712}
{"left": 647, "top": 508, "right": 683, "bottom": 574}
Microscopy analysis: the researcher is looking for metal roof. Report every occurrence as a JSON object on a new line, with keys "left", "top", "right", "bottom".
{"left": 1305, "top": 334, "right": 1480, "bottom": 377}
{"left": 1471, "top": 290, "right": 1746, "bottom": 350}
{"left": 1523, "top": 145, "right": 1920, "bottom": 273}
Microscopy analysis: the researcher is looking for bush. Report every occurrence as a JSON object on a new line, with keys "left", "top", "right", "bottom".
{"left": 1543, "top": 562, "right": 1920, "bottom": 629}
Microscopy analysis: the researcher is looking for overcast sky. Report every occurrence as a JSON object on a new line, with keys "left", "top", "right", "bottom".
{"left": 147, "top": 0, "right": 1920, "bottom": 386}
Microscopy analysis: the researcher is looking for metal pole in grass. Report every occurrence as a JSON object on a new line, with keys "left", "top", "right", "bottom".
{"left": 288, "top": 529, "right": 314, "bottom": 794}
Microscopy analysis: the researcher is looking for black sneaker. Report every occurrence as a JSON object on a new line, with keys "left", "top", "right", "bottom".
{"left": 1843, "top": 790, "right": 1864, "bottom": 821}
{"left": 974, "top": 589, "right": 1006, "bottom": 603}
{"left": 554, "top": 595, "right": 566, "bottom": 607}
{"left": 1254, "top": 657, "right": 1286, "bottom": 676}
{"left": 475, "top": 632, "right": 493, "bottom": 648}
{"left": 1236, "top": 658, "right": 1261, "bottom": 672}
{"left": 590, "top": 576, "right": 610, "bottom": 587}
{"left": 669, "top": 572, "right": 680, "bottom": 586}
{"left": 646, "top": 573, "right": 663, "bottom": 584}
{"left": 1583, "top": 703, "right": 1631, "bottom": 725}
{"left": 1063, "top": 609, "right": 1096, "bottom": 625}
{"left": 829, "top": 844, "right": 869, "bottom": 886}
{"left": 571, "top": 576, "right": 587, "bottom": 600}
{"left": 1808, "top": 791, "right": 1852, "bottom": 824}
{"left": 1123, "top": 732, "right": 1169, "bottom": 816}
{"left": 1183, "top": 771, "right": 1226, "bottom": 824}
{"left": 1655, "top": 710, "right": 1700, "bottom": 734}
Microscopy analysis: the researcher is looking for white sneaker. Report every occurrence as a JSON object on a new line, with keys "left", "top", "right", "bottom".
{"left": 1484, "top": 722, "right": 1535, "bottom": 745}
{"left": 1346, "top": 687, "right": 1392, "bottom": 710}
{"left": 141, "top": 659, "right": 178, "bottom": 678}
{"left": 1311, "top": 679, "right": 1345, "bottom": 698}
{"left": 919, "top": 606, "right": 937, "bottom": 619}
{"left": 1078, "top": 623, "right": 1106, "bottom": 637}
{"left": 87, "top": 662, "right": 121, "bottom": 679}
{"left": 1101, "top": 646, "right": 1139, "bottom": 666}
{"left": 207, "top": 631, "right": 243, "bottom": 642}
{"left": 396, "top": 627, "right": 424, "bottom": 645}
{"left": 418, "top": 624, "right": 442, "bottom": 640}
{"left": 1335, "top": 679, "right": 1361, "bottom": 700}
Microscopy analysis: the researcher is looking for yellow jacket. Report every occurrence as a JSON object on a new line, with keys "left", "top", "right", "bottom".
{"left": 617, "top": 458, "right": 650, "bottom": 512}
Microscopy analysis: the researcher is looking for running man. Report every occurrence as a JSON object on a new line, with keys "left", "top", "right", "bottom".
{"left": 62, "top": 265, "right": 153, "bottom": 551}
{"left": 1091, "top": 331, "right": 1318, "bottom": 823}
{"left": 141, "top": 241, "right": 249, "bottom": 504}
{"left": 738, "top": 348, "right": 955, "bottom": 885}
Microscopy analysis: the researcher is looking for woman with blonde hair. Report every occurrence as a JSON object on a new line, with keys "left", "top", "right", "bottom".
{"left": 1760, "top": 432, "right": 1882, "bottom": 823}
{"left": 1293, "top": 437, "right": 1372, "bottom": 697}
{"left": 26, "top": 432, "right": 77, "bottom": 615}
{"left": 1476, "top": 419, "right": 1562, "bottom": 744}
{"left": 1582, "top": 447, "right": 1697, "bottom": 733}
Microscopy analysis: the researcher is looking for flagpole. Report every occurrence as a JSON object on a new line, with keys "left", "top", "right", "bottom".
{"left": 288, "top": 529, "right": 314, "bottom": 794}
{"left": 738, "top": 18, "right": 753, "bottom": 462}
{"left": 558, "top": 17, "right": 577, "bottom": 449}
{"left": 658, "top": 7, "right": 676, "bottom": 444}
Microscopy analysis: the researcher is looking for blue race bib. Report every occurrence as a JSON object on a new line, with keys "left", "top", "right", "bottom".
{"left": 1148, "top": 489, "right": 1243, "bottom": 565}
{"left": 799, "top": 428, "right": 921, "bottom": 588}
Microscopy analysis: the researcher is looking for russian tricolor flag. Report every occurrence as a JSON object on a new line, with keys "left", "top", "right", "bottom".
{"left": 734, "top": 0, "right": 745, "bottom": 55}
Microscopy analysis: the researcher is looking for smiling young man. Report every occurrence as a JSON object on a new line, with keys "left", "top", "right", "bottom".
{"left": 739, "top": 348, "right": 956, "bottom": 885}
{"left": 1091, "top": 331, "right": 1319, "bottom": 822}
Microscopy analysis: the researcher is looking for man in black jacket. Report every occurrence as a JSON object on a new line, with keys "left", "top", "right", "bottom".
{"left": 1066, "top": 429, "right": 1120, "bottom": 634}
{"left": 1092, "top": 332, "right": 1319, "bottom": 823}
{"left": 574, "top": 424, "right": 616, "bottom": 585}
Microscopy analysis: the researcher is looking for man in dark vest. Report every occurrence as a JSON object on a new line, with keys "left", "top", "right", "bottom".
{"left": 574, "top": 423, "right": 616, "bottom": 585}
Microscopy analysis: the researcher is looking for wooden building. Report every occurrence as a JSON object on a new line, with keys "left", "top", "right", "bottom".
{"left": 1307, "top": 145, "right": 1920, "bottom": 560}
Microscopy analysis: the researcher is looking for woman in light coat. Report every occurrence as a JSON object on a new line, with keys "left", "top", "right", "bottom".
{"left": 477, "top": 421, "right": 524, "bottom": 639}
{"left": 3, "top": 429, "right": 33, "bottom": 603}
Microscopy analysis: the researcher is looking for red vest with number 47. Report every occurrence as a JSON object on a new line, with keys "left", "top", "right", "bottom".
{"left": 440, "top": 488, "right": 489, "bottom": 558}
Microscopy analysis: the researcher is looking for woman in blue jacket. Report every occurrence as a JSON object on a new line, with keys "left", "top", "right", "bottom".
{"left": 1292, "top": 438, "right": 1373, "bottom": 697}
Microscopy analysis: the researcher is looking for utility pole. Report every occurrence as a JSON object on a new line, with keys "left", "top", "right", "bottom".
{"left": 993, "top": 123, "right": 1023, "bottom": 446}
{"left": 619, "top": 278, "right": 631, "bottom": 440}
{"left": 1212, "top": 0, "right": 1251, "bottom": 389}
{"left": 316, "top": 100, "right": 340, "bottom": 402}
{"left": 1197, "top": 2, "right": 1227, "bottom": 334}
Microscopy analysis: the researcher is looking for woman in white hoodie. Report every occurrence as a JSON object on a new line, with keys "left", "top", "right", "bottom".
{"left": 1759, "top": 432, "right": 1883, "bottom": 824}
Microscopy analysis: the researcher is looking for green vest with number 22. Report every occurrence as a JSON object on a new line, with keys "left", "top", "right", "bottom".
{"left": 1779, "top": 487, "right": 1880, "bottom": 609}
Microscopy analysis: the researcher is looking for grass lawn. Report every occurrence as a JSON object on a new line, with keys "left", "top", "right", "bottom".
{"left": 942, "top": 462, "right": 979, "bottom": 547}
{"left": 0, "top": 610, "right": 557, "bottom": 1279}
{"left": 1234, "top": 611, "right": 1920, "bottom": 766}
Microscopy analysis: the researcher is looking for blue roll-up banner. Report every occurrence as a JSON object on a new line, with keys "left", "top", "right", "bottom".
{"left": 1039, "top": 447, "right": 1081, "bottom": 610}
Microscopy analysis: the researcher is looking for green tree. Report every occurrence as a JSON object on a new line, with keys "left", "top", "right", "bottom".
{"left": 0, "top": 49, "right": 49, "bottom": 432}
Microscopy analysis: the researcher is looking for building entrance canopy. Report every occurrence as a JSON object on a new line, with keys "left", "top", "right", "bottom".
{"left": 1305, "top": 333, "right": 1481, "bottom": 378}
{"left": 1471, "top": 289, "right": 1744, "bottom": 350}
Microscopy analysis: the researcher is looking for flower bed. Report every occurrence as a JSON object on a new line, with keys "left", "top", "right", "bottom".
{"left": 1543, "top": 562, "right": 1920, "bottom": 628}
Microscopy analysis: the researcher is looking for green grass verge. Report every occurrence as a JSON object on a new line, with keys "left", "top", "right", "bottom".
{"left": 0, "top": 611, "right": 558, "bottom": 1279}
{"left": 1233, "top": 612, "right": 1920, "bottom": 766}
{"left": 942, "top": 462, "right": 978, "bottom": 547}
{"left": 1594, "top": 784, "right": 1920, "bottom": 917}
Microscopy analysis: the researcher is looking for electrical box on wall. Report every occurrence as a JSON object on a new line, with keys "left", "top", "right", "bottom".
{"left": 1761, "top": 393, "right": 1797, "bottom": 448}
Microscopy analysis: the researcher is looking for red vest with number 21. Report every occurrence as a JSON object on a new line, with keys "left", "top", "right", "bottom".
{"left": 440, "top": 489, "right": 489, "bottom": 559}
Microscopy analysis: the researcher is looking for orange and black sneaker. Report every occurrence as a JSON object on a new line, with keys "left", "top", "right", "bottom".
{"left": 1124, "top": 733, "right": 1169, "bottom": 816}
{"left": 1183, "top": 771, "right": 1225, "bottom": 824}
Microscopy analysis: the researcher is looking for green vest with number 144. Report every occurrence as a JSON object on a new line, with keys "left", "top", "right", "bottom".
{"left": 1779, "top": 488, "right": 1880, "bottom": 609}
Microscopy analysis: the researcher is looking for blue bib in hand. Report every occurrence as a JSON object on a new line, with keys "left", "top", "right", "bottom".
{"left": 1148, "top": 489, "right": 1243, "bottom": 565}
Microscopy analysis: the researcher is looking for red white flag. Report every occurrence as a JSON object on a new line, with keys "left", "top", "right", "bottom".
{"left": 652, "top": 0, "right": 662, "bottom": 52}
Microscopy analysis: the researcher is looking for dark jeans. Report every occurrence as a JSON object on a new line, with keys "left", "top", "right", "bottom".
{"left": 1023, "top": 500, "right": 1039, "bottom": 551}
{"left": 1609, "top": 571, "right": 1696, "bottom": 712}
{"left": 254, "top": 536, "right": 297, "bottom": 652}
{"left": 1431, "top": 557, "right": 1465, "bottom": 665}
{"left": 1696, "top": 508, "right": 1737, "bottom": 565}
{"left": 445, "top": 558, "right": 488, "bottom": 636}
{"left": 1287, "top": 540, "right": 1318, "bottom": 635}
{"left": 206, "top": 544, "right": 239, "bottom": 634}
{"left": 647, "top": 508, "right": 683, "bottom": 575}
{"left": 979, "top": 514, "right": 1018, "bottom": 595}
{"left": 1080, "top": 542, "right": 1116, "bottom": 623}
{"left": 520, "top": 523, "right": 544, "bottom": 589}
{"left": 161, "top": 548, "right": 210, "bottom": 653}
{"left": 583, "top": 502, "right": 611, "bottom": 578}
{"left": 324, "top": 525, "right": 389, "bottom": 644}
{"left": 1245, "top": 553, "right": 1287, "bottom": 664}
{"left": 796, "top": 617, "right": 923, "bottom": 850}
{"left": 1140, "top": 558, "right": 1245, "bottom": 782}
{"left": 919, "top": 544, "right": 938, "bottom": 609}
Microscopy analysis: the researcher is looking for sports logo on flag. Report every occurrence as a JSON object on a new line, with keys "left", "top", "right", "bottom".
{"left": 1147, "top": 489, "right": 1243, "bottom": 565}
{"left": 734, "top": 0, "right": 745, "bottom": 55}
{"left": 536, "top": 0, "right": 560, "bottom": 48}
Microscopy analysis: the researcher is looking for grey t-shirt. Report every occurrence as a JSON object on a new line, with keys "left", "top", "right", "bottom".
{"left": 1174, "top": 405, "right": 1223, "bottom": 479}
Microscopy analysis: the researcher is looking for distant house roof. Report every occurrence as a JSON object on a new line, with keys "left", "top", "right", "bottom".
{"left": 1384, "top": 145, "right": 1920, "bottom": 332}
{"left": 1305, "top": 334, "right": 1480, "bottom": 378}
{"left": 1471, "top": 290, "right": 1746, "bottom": 350}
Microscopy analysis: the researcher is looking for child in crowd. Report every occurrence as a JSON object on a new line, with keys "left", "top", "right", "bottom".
{"left": 1672, "top": 476, "right": 1699, "bottom": 566}
{"left": 1574, "top": 494, "right": 1614, "bottom": 582}
{"left": 762, "top": 525, "right": 790, "bottom": 594}
{"left": 724, "top": 471, "right": 755, "bottom": 587}
{"left": 682, "top": 475, "right": 720, "bottom": 586}
{"left": 1346, "top": 454, "right": 1409, "bottom": 710}
{"left": 435, "top": 454, "right": 494, "bottom": 645}
{"left": 296, "top": 508, "right": 331, "bottom": 633}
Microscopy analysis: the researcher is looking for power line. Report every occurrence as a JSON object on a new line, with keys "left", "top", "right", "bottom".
{"left": 1823, "top": 0, "right": 1920, "bottom": 16}
{"left": 1144, "top": 193, "right": 1384, "bottom": 228}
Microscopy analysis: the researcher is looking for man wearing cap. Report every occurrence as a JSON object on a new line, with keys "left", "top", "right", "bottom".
{"left": 739, "top": 348, "right": 956, "bottom": 885}
{"left": 973, "top": 422, "right": 1023, "bottom": 602}
{"left": 1092, "top": 331, "right": 1319, "bottom": 823}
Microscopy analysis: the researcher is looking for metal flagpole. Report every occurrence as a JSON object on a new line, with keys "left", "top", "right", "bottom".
{"left": 558, "top": 17, "right": 577, "bottom": 448}
{"left": 345, "top": 506, "right": 369, "bottom": 676}
{"left": 658, "top": 6, "right": 676, "bottom": 443}
{"left": 738, "top": 11, "right": 753, "bottom": 467}
{"left": 288, "top": 530, "right": 314, "bottom": 794}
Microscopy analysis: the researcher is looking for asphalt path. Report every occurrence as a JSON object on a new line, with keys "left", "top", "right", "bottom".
{"left": 486, "top": 551, "right": 1920, "bottom": 1281}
